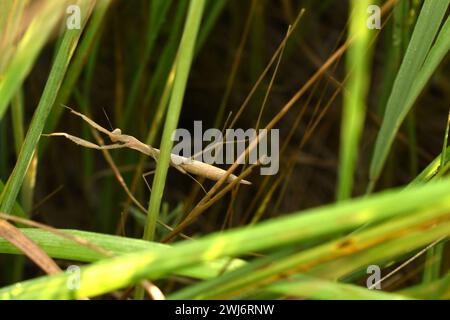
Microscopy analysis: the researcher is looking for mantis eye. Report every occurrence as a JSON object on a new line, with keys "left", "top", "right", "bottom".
{"left": 112, "top": 128, "right": 122, "bottom": 135}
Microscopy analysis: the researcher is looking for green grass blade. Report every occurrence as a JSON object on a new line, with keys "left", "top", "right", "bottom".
{"left": 0, "top": 0, "right": 26, "bottom": 72}
{"left": 3, "top": 179, "right": 450, "bottom": 299}
{"left": 0, "top": 181, "right": 26, "bottom": 219}
{"left": 369, "top": 0, "right": 450, "bottom": 189}
{"left": 421, "top": 109, "right": 450, "bottom": 283}
{"left": 423, "top": 242, "right": 444, "bottom": 283}
{"left": 376, "top": 0, "right": 410, "bottom": 116}
{"left": 403, "top": 13, "right": 450, "bottom": 126}
{"left": 0, "top": 228, "right": 411, "bottom": 300}
{"left": 258, "top": 276, "right": 412, "bottom": 300}
{"left": 401, "top": 272, "right": 450, "bottom": 299}
{"left": 11, "top": 90, "right": 25, "bottom": 157}
{"left": 0, "top": 0, "right": 70, "bottom": 120}
{"left": 141, "top": 0, "right": 188, "bottom": 127}
{"left": 143, "top": 0, "right": 206, "bottom": 241}
{"left": 169, "top": 208, "right": 449, "bottom": 299}
{"left": 409, "top": 146, "right": 450, "bottom": 185}
{"left": 122, "top": 0, "right": 173, "bottom": 127}
{"left": 196, "top": 0, "right": 228, "bottom": 53}
{"left": 337, "top": 0, "right": 373, "bottom": 200}
{"left": 0, "top": 0, "right": 94, "bottom": 213}
{"left": 309, "top": 217, "right": 448, "bottom": 280}
{"left": 43, "top": 0, "right": 112, "bottom": 147}
{"left": 0, "top": 228, "right": 244, "bottom": 280}
{"left": 11, "top": 89, "right": 35, "bottom": 215}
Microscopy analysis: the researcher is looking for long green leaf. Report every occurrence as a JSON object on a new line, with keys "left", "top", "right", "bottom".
{"left": 43, "top": 0, "right": 112, "bottom": 147}
{"left": 3, "top": 179, "right": 450, "bottom": 299}
{"left": 143, "top": 0, "right": 206, "bottom": 240}
{"left": 0, "top": 0, "right": 70, "bottom": 120}
{"left": 169, "top": 207, "right": 449, "bottom": 299}
{"left": 337, "top": 0, "right": 373, "bottom": 200}
{"left": 122, "top": 0, "right": 173, "bottom": 127}
{"left": 258, "top": 276, "right": 412, "bottom": 300}
{"left": 0, "top": 228, "right": 244, "bottom": 280}
{"left": 0, "top": 0, "right": 94, "bottom": 213}
{"left": 369, "top": 0, "right": 450, "bottom": 189}
{"left": 0, "top": 228, "right": 413, "bottom": 300}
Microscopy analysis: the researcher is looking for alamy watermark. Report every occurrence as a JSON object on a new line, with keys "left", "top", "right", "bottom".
{"left": 66, "top": 5, "right": 81, "bottom": 30}
{"left": 171, "top": 121, "right": 280, "bottom": 175}
{"left": 367, "top": 5, "right": 381, "bottom": 30}
{"left": 66, "top": 4, "right": 381, "bottom": 31}
{"left": 366, "top": 265, "right": 382, "bottom": 289}
{"left": 66, "top": 265, "right": 81, "bottom": 290}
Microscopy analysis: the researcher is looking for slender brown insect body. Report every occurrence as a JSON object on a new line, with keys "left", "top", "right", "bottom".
{"left": 46, "top": 107, "right": 251, "bottom": 185}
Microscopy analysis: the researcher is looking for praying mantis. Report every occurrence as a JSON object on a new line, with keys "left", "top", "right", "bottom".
{"left": 45, "top": 106, "right": 251, "bottom": 186}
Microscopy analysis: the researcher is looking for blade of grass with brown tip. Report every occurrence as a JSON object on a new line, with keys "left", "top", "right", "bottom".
{"left": 0, "top": 218, "right": 60, "bottom": 274}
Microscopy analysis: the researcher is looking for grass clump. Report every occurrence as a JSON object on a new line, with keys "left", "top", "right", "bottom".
{"left": 1, "top": 0, "right": 450, "bottom": 301}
